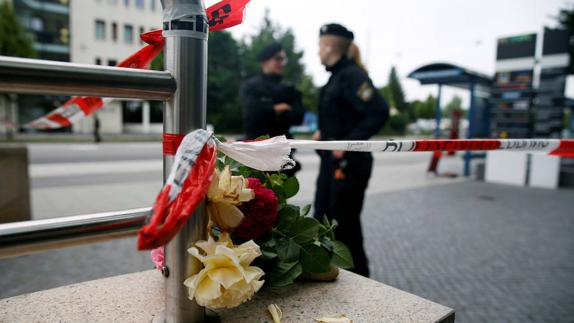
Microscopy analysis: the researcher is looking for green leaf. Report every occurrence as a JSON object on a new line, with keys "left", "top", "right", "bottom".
{"left": 290, "top": 217, "right": 320, "bottom": 244}
{"left": 320, "top": 236, "right": 334, "bottom": 251}
{"left": 284, "top": 176, "right": 299, "bottom": 198}
{"left": 300, "top": 244, "right": 331, "bottom": 274}
{"left": 267, "top": 261, "right": 302, "bottom": 287}
{"left": 268, "top": 173, "right": 285, "bottom": 187}
{"left": 261, "top": 249, "right": 278, "bottom": 260}
{"left": 276, "top": 238, "right": 301, "bottom": 262}
{"left": 301, "top": 204, "right": 311, "bottom": 217}
{"left": 276, "top": 205, "right": 300, "bottom": 231}
{"left": 261, "top": 237, "right": 277, "bottom": 248}
{"left": 330, "top": 240, "right": 354, "bottom": 269}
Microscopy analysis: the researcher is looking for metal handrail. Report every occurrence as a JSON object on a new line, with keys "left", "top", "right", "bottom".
{"left": 0, "top": 0, "right": 208, "bottom": 321}
{"left": 0, "top": 208, "right": 150, "bottom": 259}
{"left": 0, "top": 56, "right": 176, "bottom": 100}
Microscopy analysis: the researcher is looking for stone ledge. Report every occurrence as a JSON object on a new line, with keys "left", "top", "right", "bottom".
{"left": 0, "top": 270, "right": 454, "bottom": 323}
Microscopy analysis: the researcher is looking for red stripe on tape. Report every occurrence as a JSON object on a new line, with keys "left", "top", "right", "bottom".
{"left": 163, "top": 133, "right": 185, "bottom": 156}
{"left": 46, "top": 114, "right": 70, "bottom": 127}
{"left": 549, "top": 140, "right": 574, "bottom": 158}
{"left": 413, "top": 139, "right": 501, "bottom": 152}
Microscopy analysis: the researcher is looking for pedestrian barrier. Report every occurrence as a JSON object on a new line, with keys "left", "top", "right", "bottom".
{"left": 0, "top": 0, "right": 215, "bottom": 321}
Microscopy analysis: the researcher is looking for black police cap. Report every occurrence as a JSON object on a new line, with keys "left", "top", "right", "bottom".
{"left": 256, "top": 42, "right": 283, "bottom": 62}
{"left": 320, "top": 23, "right": 354, "bottom": 40}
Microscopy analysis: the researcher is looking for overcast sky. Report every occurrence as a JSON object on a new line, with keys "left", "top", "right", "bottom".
{"left": 208, "top": 0, "right": 573, "bottom": 106}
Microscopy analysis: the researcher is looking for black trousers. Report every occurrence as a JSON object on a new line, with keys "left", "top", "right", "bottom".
{"left": 313, "top": 152, "right": 373, "bottom": 277}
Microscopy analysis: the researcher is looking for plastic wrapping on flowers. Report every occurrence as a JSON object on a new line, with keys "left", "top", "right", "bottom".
{"left": 181, "top": 143, "right": 355, "bottom": 310}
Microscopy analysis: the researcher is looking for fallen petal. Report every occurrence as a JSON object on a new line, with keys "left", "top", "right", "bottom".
{"left": 314, "top": 313, "right": 352, "bottom": 323}
{"left": 267, "top": 304, "right": 282, "bottom": 323}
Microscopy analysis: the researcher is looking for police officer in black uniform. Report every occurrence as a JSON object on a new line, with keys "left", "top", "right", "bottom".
{"left": 313, "top": 24, "right": 389, "bottom": 277}
{"left": 240, "top": 42, "right": 305, "bottom": 176}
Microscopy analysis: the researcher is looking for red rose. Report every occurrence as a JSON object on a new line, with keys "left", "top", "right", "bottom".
{"left": 234, "top": 178, "right": 279, "bottom": 241}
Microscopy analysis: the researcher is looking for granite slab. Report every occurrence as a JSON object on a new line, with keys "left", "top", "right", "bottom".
{"left": 0, "top": 269, "right": 454, "bottom": 323}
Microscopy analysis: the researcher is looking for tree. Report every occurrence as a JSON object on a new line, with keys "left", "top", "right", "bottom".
{"left": 0, "top": 2, "right": 36, "bottom": 140}
{"left": 207, "top": 30, "right": 243, "bottom": 132}
{"left": 414, "top": 95, "right": 436, "bottom": 119}
{"left": 442, "top": 95, "right": 464, "bottom": 118}
{"left": 0, "top": 2, "right": 35, "bottom": 58}
{"left": 557, "top": 6, "right": 574, "bottom": 74}
{"left": 239, "top": 9, "right": 305, "bottom": 82}
{"left": 388, "top": 66, "right": 408, "bottom": 114}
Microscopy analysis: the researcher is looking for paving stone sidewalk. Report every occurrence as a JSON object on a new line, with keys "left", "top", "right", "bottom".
{"left": 365, "top": 181, "right": 574, "bottom": 323}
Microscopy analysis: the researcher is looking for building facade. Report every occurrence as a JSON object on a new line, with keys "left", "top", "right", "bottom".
{"left": 4, "top": 0, "right": 164, "bottom": 136}
{"left": 70, "top": 0, "right": 163, "bottom": 135}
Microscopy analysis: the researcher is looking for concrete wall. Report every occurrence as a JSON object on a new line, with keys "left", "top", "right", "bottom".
{"left": 0, "top": 146, "right": 31, "bottom": 223}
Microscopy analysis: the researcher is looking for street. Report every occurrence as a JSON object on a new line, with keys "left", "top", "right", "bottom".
{"left": 1, "top": 142, "right": 573, "bottom": 322}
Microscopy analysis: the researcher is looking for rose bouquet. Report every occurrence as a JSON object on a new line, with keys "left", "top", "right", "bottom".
{"left": 152, "top": 148, "right": 354, "bottom": 310}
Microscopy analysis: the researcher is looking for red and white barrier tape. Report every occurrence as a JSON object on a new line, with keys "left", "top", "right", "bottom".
{"left": 139, "top": 130, "right": 574, "bottom": 250}
{"left": 288, "top": 139, "right": 574, "bottom": 158}
{"left": 26, "top": 0, "right": 251, "bottom": 130}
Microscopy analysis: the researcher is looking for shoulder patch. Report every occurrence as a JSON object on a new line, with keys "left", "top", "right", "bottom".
{"left": 357, "top": 81, "right": 374, "bottom": 102}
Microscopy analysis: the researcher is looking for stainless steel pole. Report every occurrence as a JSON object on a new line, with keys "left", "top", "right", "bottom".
{"left": 161, "top": 1, "right": 208, "bottom": 322}
{"left": 0, "top": 56, "right": 175, "bottom": 100}
{"left": 0, "top": 208, "right": 150, "bottom": 259}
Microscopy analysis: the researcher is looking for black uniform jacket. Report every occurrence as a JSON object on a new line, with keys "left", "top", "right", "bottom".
{"left": 319, "top": 57, "right": 389, "bottom": 141}
{"left": 240, "top": 74, "right": 305, "bottom": 139}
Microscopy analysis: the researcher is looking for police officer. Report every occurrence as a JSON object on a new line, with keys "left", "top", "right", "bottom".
{"left": 240, "top": 42, "right": 305, "bottom": 176}
{"left": 313, "top": 24, "right": 389, "bottom": 277}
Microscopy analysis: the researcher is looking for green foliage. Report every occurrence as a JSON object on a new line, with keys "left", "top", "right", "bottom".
{"left": 557, "top": 6, "right": 574, "bottom": 74}
{"left": 223, "top": 153, "right": 353, "bottom": 287}
{"left": 414, "top": 95, "right": 437, "bottom": 119}
{"left": 0, "top": 2, "right": 36, "bottom": 58}
{"left": 150, "top": 50, "right": 164, "bottom": 71}
{"left": 298, "top": 74, "right": 319, "bottom": 113}
{"left": 207, "top": 31, "right": 243, "bottom": 132}
{"left": 239, "top": 9, "right": 304, "bottom": 82}
{"left": 442, "top": 95, "right": 464, "bottom": 118}
{"left": 388, "top": 114, "right": 408, "bottom": 135}
{"left": 260, "top": 204, "right": 353, "bottom": 287}
{"left": 388, "top": 66, "right": 408, "bottom": 114}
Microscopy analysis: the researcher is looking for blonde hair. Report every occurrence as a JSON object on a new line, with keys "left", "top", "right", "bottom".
{"left": 347, "top": 43, "right": 367, "bottom": 74}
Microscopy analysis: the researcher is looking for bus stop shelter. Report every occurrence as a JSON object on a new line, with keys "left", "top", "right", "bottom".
{"left": 408, "top": 63, "right": 493, "bottom": 176}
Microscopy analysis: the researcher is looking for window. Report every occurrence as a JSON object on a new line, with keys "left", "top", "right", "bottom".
{"left": 112, "top": 22, "right": 118, "bottom": 42}
{"left": 95, "top": 58, "right": 102, "bottom": 65}
{"left": 123, "top": 0, "right": 129, "bottom": 7}
{"left": 124, "top": 24, "right": 133, "bottom": 44}
{"left": 135, "top": 0, "right": 144, "bottom": 9}
{"left": 95, "top": 20, "right": 106, "bottom": 40}
{"left": 150, "top": 0, "right": 156, "bottom": 11}
{"left": 139, "top": 26, "right": 144, "bottom": 44}
{"left": 30, "top": 17, "right": 44, "bottom": 32}
{"left": 108, "top": 59, "right": 118, "bottom": 66}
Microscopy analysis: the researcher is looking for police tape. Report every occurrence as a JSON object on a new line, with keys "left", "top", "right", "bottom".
{"left": 139, "top": 130, "right": 574, "bottom": 249}
{"left": 287, "top": 138, "right": 574, "bottom": 158}
{"left": 25, "top": 0, "right": 251, "bottom": 130}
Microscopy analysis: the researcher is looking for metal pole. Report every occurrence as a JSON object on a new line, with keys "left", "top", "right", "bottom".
{"left": 0, "top": 56, "right": 176, "bottom": 100}
{"left": 464, "top": 81, "right": 476, "bottom": 177}
{"left": 0, "top": 208, "right": 150, "bottom": 259}
{"left": 161, "top": 1, "right": 208, "bottom": 322}
{"left": 435, "top": 84, "right": 442, "bottom": 138}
